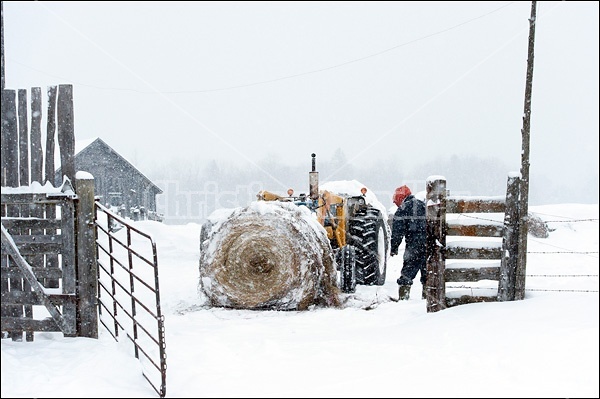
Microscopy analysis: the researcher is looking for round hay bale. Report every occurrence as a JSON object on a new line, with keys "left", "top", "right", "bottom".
{"left": 199, "top": 201, "right": 341, "bottom": 310}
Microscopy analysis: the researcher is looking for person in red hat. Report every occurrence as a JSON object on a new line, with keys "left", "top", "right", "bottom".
{"left": 390, "top": 185, "right": 427, "bottom": 300}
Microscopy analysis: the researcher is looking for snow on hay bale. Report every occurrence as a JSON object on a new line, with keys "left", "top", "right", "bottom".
{"left": 199, "top": 201, "right": 341, "bottom": 310}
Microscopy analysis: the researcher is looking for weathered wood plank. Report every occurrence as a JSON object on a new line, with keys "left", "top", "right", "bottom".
{"left": 445, "top": 266, "right": 501, "bottom": 282}
{"left": 57, "top": 84, "right": 75, "bottom": 185}
{"left": 0, "top": 217, "right": 61, "bottom": 230}
{"left": 1, "top": 266, "right": 63, "bottom": 280}
{"left": 447, "top": 197, "right": 505, "bottom": 214}
{"left": 16, "top": 114, "right": 37, "bottom": 340}
{"left": 75, "top": 175, "right": 99, "bottom": 338}
{"left": 425, "top": 177, "right": 447, "bottom": 313}
{"left": 30, "top": 87, "right": 44, "bottom": 184}
{"left": 10, "top": 242, "right": 62, "bottom": 255}
{"left": 18, "top": 89, "right": 29, "bottom": 186}
{"left": 1, "top": 251, "right": 10, "bottom": 339}
{"left": 446, "top": 295, "right": 498, "bottom": 307}
{"left": 445, "top": 244, "right": 503, "bottom": 260}
{"left": 28, "top": 201, "right": 46, "bottom": 315}
{"left": 1, "top": 317, "right": 61, "bottom": 332}
{"left": 11, "top": 234, "right": 62, "bottom": 245}
{"left": 499, "top": 174, "right": 521, "bottom": 301}
{"left": 446, "top": 223, "right": 503, "bottom": 237}
{"left": 1, "top": 89, "right": 18, "bottom": 187}
{"left": 60, "top": 199, "right": 77, "bottom": 336}
{"left": 9, "top": 247, "right": 25, "bottom": 341}
{"left": 1, "top": 193, "right": 68, "bottom": 204}
{"left": 45, "top": 203, "right": 60, "bottom": 289}
{"left": 0, "top": 113, "right": 27, "bottom": 342}
{"left": 1, "top": 290, "right": 75, "bottom": 306}
{"left": 44, "top": 85, "right": 57, "bottom": 185}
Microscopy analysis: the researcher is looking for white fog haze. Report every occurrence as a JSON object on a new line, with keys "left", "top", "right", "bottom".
{"left": 2, "top": 1, "right": 598, "bottom": 224}
{"left": 1, "top": 3, "right": 598, "bottom": 397}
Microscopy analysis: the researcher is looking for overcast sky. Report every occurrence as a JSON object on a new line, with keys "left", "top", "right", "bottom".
{"left": 2, "top": 1, "right": 599, "bottom": 202}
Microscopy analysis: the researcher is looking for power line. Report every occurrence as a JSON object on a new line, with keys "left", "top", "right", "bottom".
{"left": 7, "top": 2, "right": 517, "bottom": 94}
{"left": 543, "top": 219, "right": 598, "bottom": 223}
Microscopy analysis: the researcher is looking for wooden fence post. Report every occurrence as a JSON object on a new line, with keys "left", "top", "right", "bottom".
{"left": 18, "top": 89, "right": 29, "bottom": 186}
{"left": 57, "top": 84, "right": 75, "bottom": 185}
{"left": 44, "top": 86, "right": 57, "bottom": 185}
{"left": 75, "top": 172, "right": 99, "bottom": 338}
{"left": 17, "top": 88, "right": 33, "bottom": 340}
{"left": 30, "top": 87, "right": 43, "bottom": 184}
{"left": 1, "top": 88, "right": 23, "bottom": 340}
{"left": 426, "top": 176, "right": 447, "bottom": 313}
{"left": 1, "top": 89, "right": 18, "bottom": 187}
{"left": 44, "top": 86, "right": 60, "bottom": 288}
{"left": 498, "top": 174, "right": 521, "bottom": 301}
{"left": 516, "top": 1, "right": 536, "bottom": 301}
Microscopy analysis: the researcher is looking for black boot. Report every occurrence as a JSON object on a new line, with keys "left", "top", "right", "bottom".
{"left": 398, "top": 285, "right": 411, "bottom": 300}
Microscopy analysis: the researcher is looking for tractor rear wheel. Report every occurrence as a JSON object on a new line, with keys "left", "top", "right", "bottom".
{"left": 339, "top": 245, "right": 356, "bottom": 293}
{"left": 349, "top": 207, "right": 388, "bottom": 285}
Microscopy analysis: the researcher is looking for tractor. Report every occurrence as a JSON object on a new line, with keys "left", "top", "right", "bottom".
{"left": 257, "top": 153, "right": 389, "bottom": 293}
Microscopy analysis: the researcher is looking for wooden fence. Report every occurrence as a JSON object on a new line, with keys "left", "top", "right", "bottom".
{"left": 1, "top": 84, "right": 167, "bottom": 396}
{"left": 1, "top": 85, "right": 99, "bottom": 340}
{"left": 424, "top": 175, "right": 524, "bottom": 312}
{"left": 1, "top": 177, "right": 98, "bottom": 340}
{"left": 1, "top": 85, "right": 75, "bottom": 188}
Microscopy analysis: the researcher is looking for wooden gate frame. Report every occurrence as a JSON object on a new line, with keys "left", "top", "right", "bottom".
{"left": 425, "top": 174, "right": 524, "bottom": 312}
{"left": 1, "top": 176, "right": 98, "bottom": 340}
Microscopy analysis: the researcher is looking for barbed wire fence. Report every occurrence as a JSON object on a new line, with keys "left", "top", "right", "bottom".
{"left": 445, "top": 213, "right": 599, "bottom": 294}
{"left": 446, "top": 286, "right": 598, "bottom": 293}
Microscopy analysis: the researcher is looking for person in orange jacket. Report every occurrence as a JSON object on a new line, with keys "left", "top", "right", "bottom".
{"left": 390, "top": 185, "right": 427, "bottom": 300}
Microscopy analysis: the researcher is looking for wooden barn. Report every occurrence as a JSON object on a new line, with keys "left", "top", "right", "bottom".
{"left": 55, "top": 137, "right": 163, "bottom": 221}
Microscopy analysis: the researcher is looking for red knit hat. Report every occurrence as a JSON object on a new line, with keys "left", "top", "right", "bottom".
{"left": 393, "top": 185, "right": 411, "bottom": 206}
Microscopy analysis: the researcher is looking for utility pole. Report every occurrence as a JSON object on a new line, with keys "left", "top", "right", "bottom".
{"left": 516, "top": 0, "right": 537, "bottom": 300}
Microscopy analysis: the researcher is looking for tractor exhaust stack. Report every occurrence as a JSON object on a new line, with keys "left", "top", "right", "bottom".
{"left": 309, "top": 153, "right": 319, "bottom": 201}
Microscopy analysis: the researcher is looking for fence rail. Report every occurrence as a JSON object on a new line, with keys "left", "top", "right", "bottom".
{"left": 425, "top": 175, "right": 523, "bottom": 312}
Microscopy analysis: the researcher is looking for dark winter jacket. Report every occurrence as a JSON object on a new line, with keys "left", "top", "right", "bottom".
{"left": 390, "top": 194, "right": 426, "bottom": 256}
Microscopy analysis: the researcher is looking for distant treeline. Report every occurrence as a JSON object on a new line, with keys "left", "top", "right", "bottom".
{"left": 143, "top": 150, "right": 598, "bottom": 224}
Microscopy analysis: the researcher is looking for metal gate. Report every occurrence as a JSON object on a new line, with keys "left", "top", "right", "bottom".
{"left": 95, "top": 202, "right": 167, "bottom": 398}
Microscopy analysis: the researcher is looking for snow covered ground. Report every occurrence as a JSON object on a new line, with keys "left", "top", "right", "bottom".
{"left": 1, "top": 203, "right": 598, "bottom": 398}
